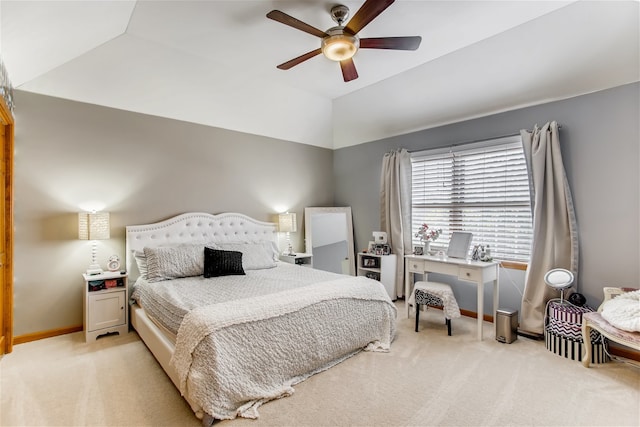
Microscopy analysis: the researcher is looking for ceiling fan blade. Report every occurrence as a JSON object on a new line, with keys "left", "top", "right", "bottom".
{"left": 277, "top": 48, "right": 322, "bottom": 70}
{"left": 345, "top": 0, "right": 395, "bottom": 35}
{"left": 360, "top": 36, "right": 422, "bottom": 50}
{"left": 267, "top": 10, "right": 328, "bottom": 38}
{"left": 340, "top": 58, "right": 359, "bottom": 82}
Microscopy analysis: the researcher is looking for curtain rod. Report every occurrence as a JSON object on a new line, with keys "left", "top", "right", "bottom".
{"left": 407, "top": 124, "right": 562, "bottom": 153}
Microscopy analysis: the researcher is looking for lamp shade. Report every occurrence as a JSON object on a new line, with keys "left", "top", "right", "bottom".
{"left": 278, "top": 212, "right": 297, "bottom": 233}
{"left": 78, "top": 212, "right": 110, "bottom": 240}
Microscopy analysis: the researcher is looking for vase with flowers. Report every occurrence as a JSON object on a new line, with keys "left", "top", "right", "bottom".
{"left": 415, "top": 223, "right": 442, "bottom": 254}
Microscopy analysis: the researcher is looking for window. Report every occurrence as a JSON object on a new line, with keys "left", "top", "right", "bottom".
{"left": 411, "top": 135, "right": 532, "bottom": 262}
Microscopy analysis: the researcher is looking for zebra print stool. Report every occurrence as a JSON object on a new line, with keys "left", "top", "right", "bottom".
{"left": 414, "top": 281, "right": 461, "bottom": 336}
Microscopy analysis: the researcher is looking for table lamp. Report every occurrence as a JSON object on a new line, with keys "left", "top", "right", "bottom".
{"left": 78, "top": 211, "right": 110, "bottom": 275}
{"left": 278, "top": 212, "right": 297, "bottom": 256}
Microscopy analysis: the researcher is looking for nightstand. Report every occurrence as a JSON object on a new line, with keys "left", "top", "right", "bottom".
{"left": 357, "top": 253, "right": 397, "bottom": 299}
{"left": 83, "top": 271, "right": 128, "bottom": 343}
{"left": 279, "top": 253, "right": 313, "bottom": 267}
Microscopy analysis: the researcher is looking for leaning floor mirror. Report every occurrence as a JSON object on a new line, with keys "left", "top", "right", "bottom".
{"left": 304, "top": 207, "right": 356, "bottom": 276}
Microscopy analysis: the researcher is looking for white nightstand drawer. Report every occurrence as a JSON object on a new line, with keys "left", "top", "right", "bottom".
{"left": 88, "top": 290, "right": 126, "bottom": 331}
{"left": 458, "top": 267, "right": 481, "bottom": 282}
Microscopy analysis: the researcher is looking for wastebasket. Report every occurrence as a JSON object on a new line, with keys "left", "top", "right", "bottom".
{"left": 496, "top": 308, "right": 518, "bottom": 343}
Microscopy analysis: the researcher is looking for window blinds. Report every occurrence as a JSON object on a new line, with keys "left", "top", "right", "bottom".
{"left": 411, "top": 136, "right": 532, "bottom": 262}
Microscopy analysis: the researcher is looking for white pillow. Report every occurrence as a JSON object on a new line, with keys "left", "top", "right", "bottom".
{"left": 143, "top": 244, "right": 205, "bottom": 282}
{"left": 264, "top": 240, "right": 280, "bottom": 262}
{"left": 212, "top": 242, "right": 277, "bottom": 270}
{"left": 133, "top": 250, "right": 148, "bottom": 279}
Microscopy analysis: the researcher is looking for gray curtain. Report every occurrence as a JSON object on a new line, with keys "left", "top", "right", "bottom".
{"left": 520, "top": 121, "right": 579, "bottom": 336}
{"left": 380, "top": 148, "right": 412, "bottom": 298}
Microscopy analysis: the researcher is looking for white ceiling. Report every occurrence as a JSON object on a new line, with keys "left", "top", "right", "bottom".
{"left": 1, "top": 1, "right": 638, "bottom": 149}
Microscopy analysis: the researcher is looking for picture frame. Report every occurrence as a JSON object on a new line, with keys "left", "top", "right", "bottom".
{"left": 414, "top": 246, "right": 424, "bottom": 256}
{"left": 363, "top": 258, "right": 377, "bottom": 267}
{"left": 365, "top": 271, "right": 380, "bottom": 281}
{"left": 371, "top": 243, "right": 390, "bottom": 256}
{"left": 372, "top": 231, "right": 387, "bottom": 244}
{"left": 368, "top": 241, "right": 375, "bottom": 253}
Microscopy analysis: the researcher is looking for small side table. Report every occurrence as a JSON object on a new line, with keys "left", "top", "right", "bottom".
{"left": 83, "top": 271, "right": 128, "bottom": 343}
{"left": 279, "top": 253, "right": 313, "bottom": 267}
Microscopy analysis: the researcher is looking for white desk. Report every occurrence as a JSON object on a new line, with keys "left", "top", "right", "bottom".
{"left": 405, "top": 255, "right": 499, "bottom": 341}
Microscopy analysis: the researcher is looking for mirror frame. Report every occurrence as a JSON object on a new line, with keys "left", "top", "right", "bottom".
{"left": 304, "top": 207, "right": 356, "bottom": 276}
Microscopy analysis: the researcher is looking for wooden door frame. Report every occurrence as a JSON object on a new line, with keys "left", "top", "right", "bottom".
{"left": 0, "top": 96, "right": 14, "bottom": 354}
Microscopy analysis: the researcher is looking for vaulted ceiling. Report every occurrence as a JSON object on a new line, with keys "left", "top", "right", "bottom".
{"left": 2, "top": 1, "right": 638, "bottom": 149}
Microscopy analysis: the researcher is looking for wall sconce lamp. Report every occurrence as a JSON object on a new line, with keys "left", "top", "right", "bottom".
{"left": 78, "top": 211, "right": 110, "bottom": 275}
{"left": 278, "top": 212, "right": 297, "bottom": 256}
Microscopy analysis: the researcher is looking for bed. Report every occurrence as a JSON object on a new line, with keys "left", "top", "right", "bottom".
{"left": 126, "top": 212, "right": 397, "bottom": 424}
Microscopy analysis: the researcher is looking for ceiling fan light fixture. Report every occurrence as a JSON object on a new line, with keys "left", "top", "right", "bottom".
{"left": 267, "top": 1, "right": 421, "bottom": 81}
{"left": 321, "top": 31, "right": 359, "bottom": 62}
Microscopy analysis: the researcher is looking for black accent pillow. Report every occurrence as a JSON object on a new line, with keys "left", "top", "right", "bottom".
{"left": 204, "top": 247, "right": 246, "bottom": 278}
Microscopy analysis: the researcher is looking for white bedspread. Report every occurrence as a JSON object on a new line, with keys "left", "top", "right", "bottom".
{"left": 131, "top": 262, "right": 351, "bottom": 335}
{"left": 170, "top": 275, "right": 396, "bottom": 420}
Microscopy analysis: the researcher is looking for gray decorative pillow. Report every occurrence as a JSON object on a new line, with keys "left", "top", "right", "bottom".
{"left": 204, "top": 247, "right": 245, "bottom": 278}
{"left": 143, "top": 244, "right": 205, "bottom": 282}
{"left": 213, "top": 242, "right": 277, "bottom": 270}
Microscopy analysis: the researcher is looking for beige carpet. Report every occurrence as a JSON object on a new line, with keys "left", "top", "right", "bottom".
{"left": 1, "top": 303, "right": 639, "bottom": 426}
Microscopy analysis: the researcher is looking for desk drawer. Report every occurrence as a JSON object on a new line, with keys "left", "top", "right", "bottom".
{"left": 408, "top": 259, "right": 424, "bottom": 272}
{"left": 459, "top": 267, "right": 481, "bottom": 282}
{"left": 424, "top": 260, "right": 458, "bottom": 276}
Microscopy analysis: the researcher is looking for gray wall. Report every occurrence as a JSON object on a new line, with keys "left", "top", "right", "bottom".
{"left": 12, "top": 83, "right": 640, "bottom": 335}
{"left": 335, "top": 83, "right": 639, "bottom": 316}
{"left": 13, "top": 91, "right": 334, "bottom": 336}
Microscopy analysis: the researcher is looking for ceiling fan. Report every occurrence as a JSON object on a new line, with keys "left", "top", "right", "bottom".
{"left": 266, "top": 0, "right": 422, "bottom": 82}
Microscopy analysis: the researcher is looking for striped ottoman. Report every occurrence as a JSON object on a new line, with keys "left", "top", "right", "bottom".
{"left": 544, "top": 301, "right": 608, "bottom": 363}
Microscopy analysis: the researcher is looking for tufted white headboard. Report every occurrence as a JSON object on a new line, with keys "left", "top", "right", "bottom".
{"left": 125, "top": 212, "right": 278, "bottom": 282}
